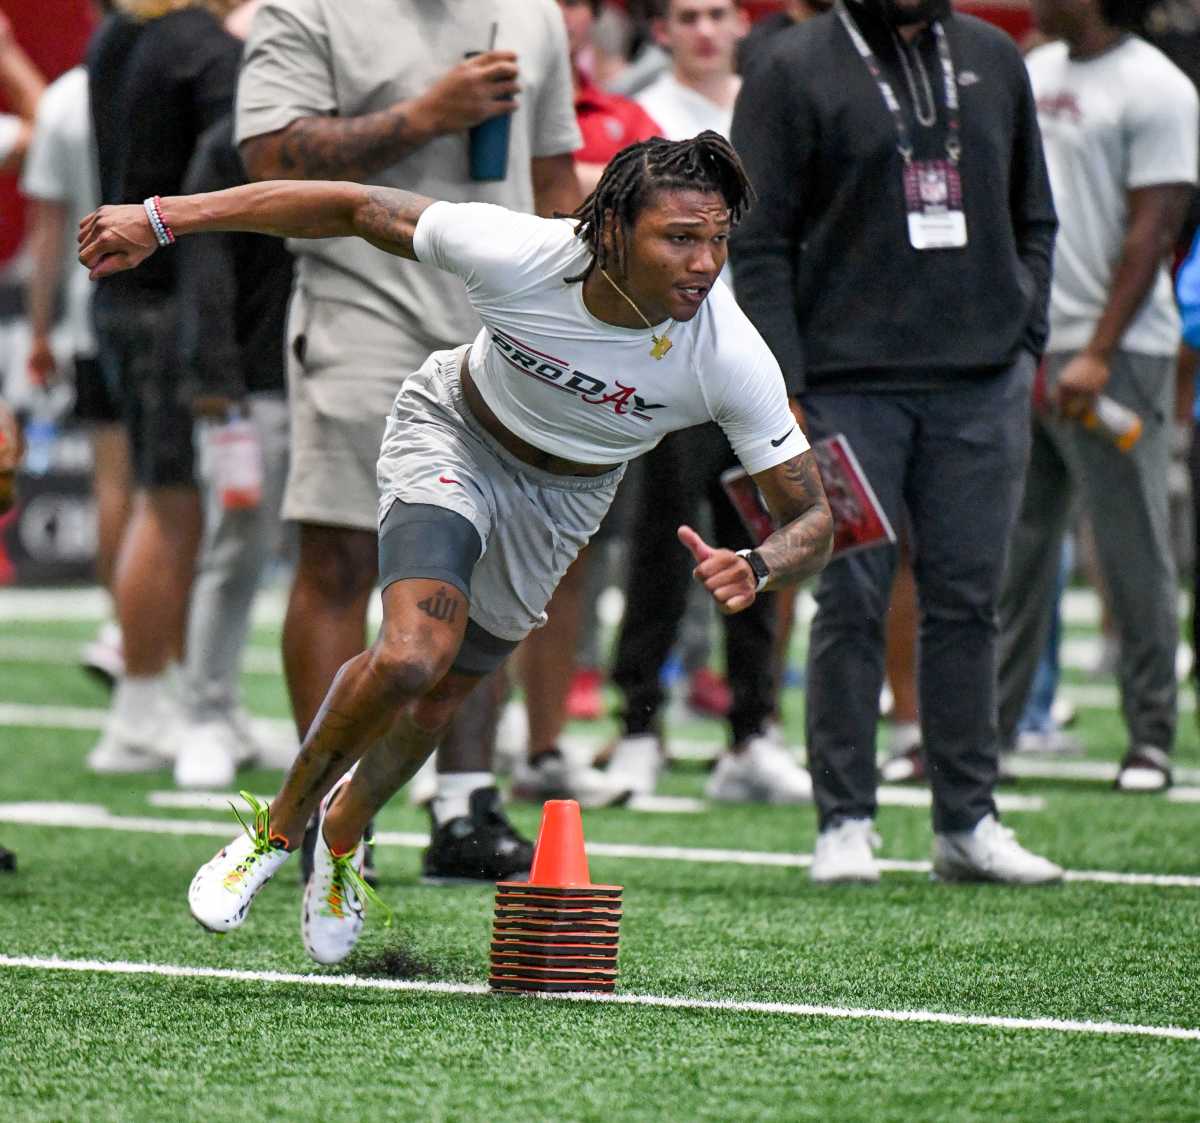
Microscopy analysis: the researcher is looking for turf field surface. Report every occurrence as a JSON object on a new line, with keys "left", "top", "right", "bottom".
{"left": 1, "top": 587, "right": 1199, "bottom": 1123}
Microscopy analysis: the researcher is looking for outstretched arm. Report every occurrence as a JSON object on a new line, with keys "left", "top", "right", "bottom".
{"left": 78, "top": 181, "right": 436, "bottom": 280}
{"left": 679, "top": 448, "right": 833, "bottom": 614}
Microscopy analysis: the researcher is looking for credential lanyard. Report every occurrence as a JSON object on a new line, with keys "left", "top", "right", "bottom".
{"left": 835, "top": 3, "right": 960, "bottom": 166}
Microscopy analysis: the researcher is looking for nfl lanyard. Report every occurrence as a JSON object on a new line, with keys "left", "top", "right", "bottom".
{"left": 835, "top": 2, "right": 961, "bottom": 166}
{"left": 836, "top": 3, "right": 967, "bottom": 249}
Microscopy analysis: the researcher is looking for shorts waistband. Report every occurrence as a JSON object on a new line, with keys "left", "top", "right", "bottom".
{"left": 436, "top": 347, "right": 625, "bottom": 494}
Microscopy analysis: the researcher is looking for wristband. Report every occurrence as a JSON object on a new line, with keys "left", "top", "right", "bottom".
{"left": 142, "top": 196, "right": 175, "bottom": 247}
{"left": 736, "top": 548, "right": 770, "bottom": 593}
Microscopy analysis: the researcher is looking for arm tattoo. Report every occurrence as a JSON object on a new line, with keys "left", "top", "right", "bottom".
{"left": 355, "top": 187, "right": 430, "bottom": 258}
{"left": 417, "top": 585, "right": 462, "bottom": 625}
{"left": 265, "top": 108, "right": 425, "bottom": 182}
{"left": 758, "top": 450, "right": 834, "bottom": 585}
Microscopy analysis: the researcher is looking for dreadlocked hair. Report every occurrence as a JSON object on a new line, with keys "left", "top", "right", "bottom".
{"left": 565, "top": 130, "right": 755, "bottom": 283}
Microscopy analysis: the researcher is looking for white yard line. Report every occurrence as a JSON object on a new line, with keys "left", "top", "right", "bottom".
{"left": 147, "top": 787, "right": 1044, "bottom": 815}
{"left": 0, "top": 635, "right": 282, "bottom": 675}
{"left": 1, "top": 801, "right": 1197, "bottom": 888}
{"left": 0, "top": 954, "right": 1195, "bottom": 1042}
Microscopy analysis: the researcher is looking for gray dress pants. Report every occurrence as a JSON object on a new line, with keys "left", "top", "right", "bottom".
{"left": 801, "top": 354, "right": 1034, "bottom": 833}
{"left": 183, "top": 392, "right": 290, "bottom": 722}
{"left": 997, "top": 350, "right": 1176, "bottom": 754}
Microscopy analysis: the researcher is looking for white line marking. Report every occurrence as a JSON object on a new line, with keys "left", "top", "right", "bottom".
{"left": 1, "top": 954, "right": 1195, "bottom": 1042}
{"left": 1167, "top": 787, "right": 1200, "bottom": 804}
{"left": 2, "top": 801, "right": 1197, "bottom": 888}
{"left": 0, "top": 635, "right": 283, "bottom": 676}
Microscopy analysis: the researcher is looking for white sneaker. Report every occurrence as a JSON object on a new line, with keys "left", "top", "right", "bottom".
{"left": 933, "top": 814, "right": 1062, "bottom": 885}
{"left": 173, "top": 719, "right": 241, "bottom": 789}
{"left": 810, "top": 819, "right": 881, "bottom": 884}
{"left": 302, "top": 779, "right": 387, "bottom": 965}
{"left": 188, "top": 792, "right": 291, "bottom": 932}
{"left": 1015, "top": 727, "right": 1084, "bottom": 755}
{"left": 511, "top": 748, "right": 632, "bottom": 808}
{"left": 604, "top": 735, "right": 663, "bottom": 798}
{"left": 87, "top": 680, "right": 180, "bottom": 774}
{"left": 704, "top": 737, "right": 813, "bottom": 804}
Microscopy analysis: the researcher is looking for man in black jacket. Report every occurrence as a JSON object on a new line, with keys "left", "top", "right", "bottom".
{"left": 731, "top": 0, "right": 1062, "bottom": 884}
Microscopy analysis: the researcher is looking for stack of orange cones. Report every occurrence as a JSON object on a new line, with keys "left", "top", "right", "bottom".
{"left": 489, "top": 799, "right": 622, "bottom": 994}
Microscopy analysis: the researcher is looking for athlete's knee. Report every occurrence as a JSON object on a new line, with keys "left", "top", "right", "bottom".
{"left": 367, "top": 641, "right": 452, "bottom": 703}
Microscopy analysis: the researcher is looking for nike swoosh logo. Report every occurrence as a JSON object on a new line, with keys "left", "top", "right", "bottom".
{"left": 438, "top": 475, "right": 461, "bottom": 485}
{"left": 770, "top": 428, "right": 794, "bottom": 448}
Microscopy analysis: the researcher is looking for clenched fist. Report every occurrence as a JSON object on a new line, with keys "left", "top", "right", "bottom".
{"left": 78, "top": 204, "right": 159, "bottom": 281}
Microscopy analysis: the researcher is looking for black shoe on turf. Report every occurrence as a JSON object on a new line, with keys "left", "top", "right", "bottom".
{"left": 301, "top": 816, "right": 378, "bottom": 886}
{"left": 0, "top": 845, "right": 15, "bottom": 873}
{"left": 421, "top": 786, "right": 533, "bottom": 886}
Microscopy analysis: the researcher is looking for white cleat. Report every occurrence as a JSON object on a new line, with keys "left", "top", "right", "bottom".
{"left": 933, "top": 814, "right": 1062, "bottom": 885}
{"left": 810, "top": 818, "right": 881, "bottom": 884}
{"left": 302, "top": 779, "right": 386, "bottom": 965}
{"left": 603, "top": 734, "right": 663, "bottom": 798}
{"left": 705, "top": 737, "right": 813, "bottom": 804}
{"left": 188, "top": 792, "right": 291, "bottom": 932}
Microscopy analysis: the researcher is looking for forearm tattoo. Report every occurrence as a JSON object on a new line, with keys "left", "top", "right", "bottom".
{"left": 269, "top": 109, "right": 423, "bottom": 182}
{"left": 760, "top": 450, "right": 834, "bottom": 584}
{"left": 355, "top": 187, "right": 427, "bottom": 257}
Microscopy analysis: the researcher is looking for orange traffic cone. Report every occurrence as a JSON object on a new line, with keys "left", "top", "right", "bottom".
{"left": 490, "top": 799, "right": 623, "bottom": 994}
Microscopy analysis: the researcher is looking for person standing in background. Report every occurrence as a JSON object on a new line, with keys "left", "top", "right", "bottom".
{"left": 732, "top": 0, "right": 1062, "bottom": 884}
{"left": 85, "top": 0, "right": 242, "bottom": 772}
{"left": 22, "top": 17, "right": 132, "bottom": 692}
{"left": 235, "top": 0, "right": 583, "bottom": 881}
{"left": 0, "top": 11, "right": 45, "bottom": 175}
{"left": 997, "top": 0, "right": 1198, "bottom": 794}
{"left": 601, "top": 0, "right": 815, "bottom": 805}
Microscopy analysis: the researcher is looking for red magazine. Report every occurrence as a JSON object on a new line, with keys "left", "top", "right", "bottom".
{"left": 720, "top": 434, "right": 896, "bottom": 559}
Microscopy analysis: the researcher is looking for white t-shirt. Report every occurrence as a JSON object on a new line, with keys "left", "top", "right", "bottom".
{"left": 1027, "top": 38, "right": 1199, "bottom": 356}
{"left": 635, "top": 73, "right": 735, "bottom": 141}
{"left": 237, "top": 0, "right": 581, "bottom": 352}
{"left": 413, "top": 200, "right": 808, "bottom": 474}
{"left": 19, "top": 67, "right": 99, "bottom": 358}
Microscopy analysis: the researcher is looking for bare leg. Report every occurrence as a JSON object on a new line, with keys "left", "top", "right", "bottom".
{"left": 115, "top": 486, "right": 201, "bottom": 674}
{"left": 436, "top": 666, "right": 506, "bottom": 774}
{"left": 325, "top": 671, "right": 484, "bottom": 852}
{"left": 521, "top": 545, "right": 590, "bottom": 756}
{"left": 91, "top": 424, "right": 132, "bottom": 594}
{"left": 268, "top": 577, "right": 469, "bottom": 845}
{"left": 282, "top": 523, "right": 376, "bottom": 738}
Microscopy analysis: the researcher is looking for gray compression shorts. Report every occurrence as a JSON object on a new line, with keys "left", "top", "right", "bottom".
{"left": 378, "top": 499, "right": 518, "bottom": 676}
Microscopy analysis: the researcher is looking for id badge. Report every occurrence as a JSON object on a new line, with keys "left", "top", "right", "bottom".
{"left": 904, "top": 159, "right": 967, "bottom": 250}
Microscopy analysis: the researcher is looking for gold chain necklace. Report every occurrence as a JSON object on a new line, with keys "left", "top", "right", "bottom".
{"left": 599, "top": 268, "right": 675, "bottom": 360}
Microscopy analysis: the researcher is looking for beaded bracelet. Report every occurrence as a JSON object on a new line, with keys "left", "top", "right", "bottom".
{"left": 142, "top": 196, "right": 175, "bottom": 247}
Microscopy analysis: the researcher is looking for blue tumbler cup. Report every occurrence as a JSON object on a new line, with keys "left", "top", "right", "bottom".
{"left": 468, "top": 113, "right": 511, "bottom": 182}
{"left": 465, "top": 48, "right": 513, "bottom": 182}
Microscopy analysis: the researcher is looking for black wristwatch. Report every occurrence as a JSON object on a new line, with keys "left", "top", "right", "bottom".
{"left": 736, "top": 548, "right": 770, "bottom": 592}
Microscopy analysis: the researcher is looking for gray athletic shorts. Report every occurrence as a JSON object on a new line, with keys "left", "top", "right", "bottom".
{"left": 376, "top": 346, "right": 625, "bottom": 642}
{"left": 284, "top": 289, "right": 434, "bottom": 531}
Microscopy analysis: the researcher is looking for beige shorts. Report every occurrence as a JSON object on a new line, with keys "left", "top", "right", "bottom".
{"left": 283, "top": 290, "right": 433, "bottom": 531}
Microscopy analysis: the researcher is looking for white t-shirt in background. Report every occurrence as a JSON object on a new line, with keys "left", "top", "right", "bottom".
{"left": 636, "top": 73, "right": 735, "bottom": 141}
{"left": 413, "top": 200, "right": 807, "bottom": 474}
{"left": 1027, "top": 37, "right": 1199, "bottom": 356}
{"left": 20, "top": 67, "right": 100, "bottom": 359}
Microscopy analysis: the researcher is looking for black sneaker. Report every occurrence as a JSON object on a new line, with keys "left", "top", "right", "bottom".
{"left": 302, "top": 816, "right": 377, "bottom": 887}
{"left": 0, "top": 845, "right": 14, "bottom": 873}
{"left": 421, "top": 786, "right": 533, "bottom": 886}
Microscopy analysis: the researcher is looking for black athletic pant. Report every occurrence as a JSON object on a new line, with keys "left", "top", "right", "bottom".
{"left": 611, "top": 422, "right": 775, "bottom": 747}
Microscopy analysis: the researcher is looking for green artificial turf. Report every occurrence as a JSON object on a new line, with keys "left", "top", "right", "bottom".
{"left": 1, "top": 601, "right": 1199, "bottom": 1122}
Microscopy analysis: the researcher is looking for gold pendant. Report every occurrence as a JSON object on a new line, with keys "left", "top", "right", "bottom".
{"left": 650, "top": 333, "right": 673, "bottom": 360}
